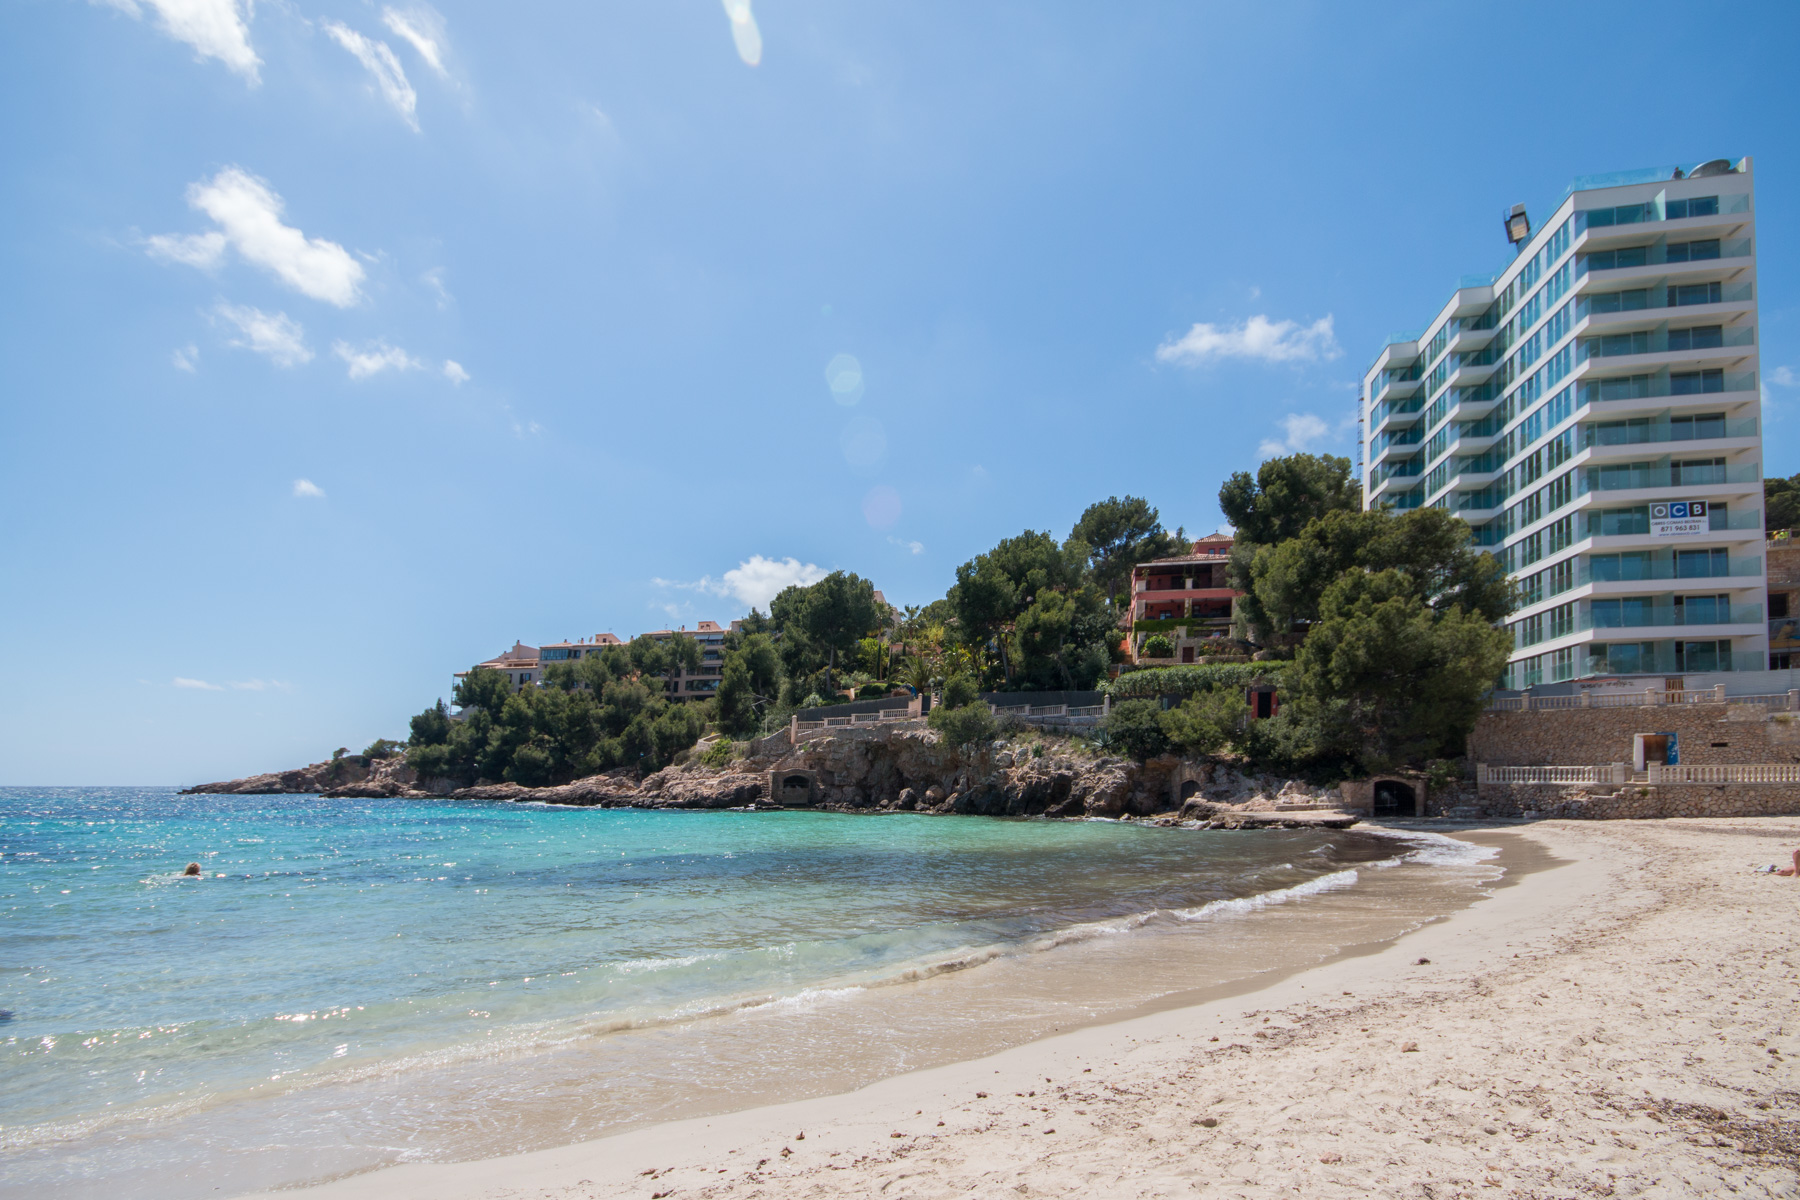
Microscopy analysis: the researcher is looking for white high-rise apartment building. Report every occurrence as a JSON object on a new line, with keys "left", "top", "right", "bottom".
{"left": 1361, "top": 157, "right": 1766, "bottom": 690}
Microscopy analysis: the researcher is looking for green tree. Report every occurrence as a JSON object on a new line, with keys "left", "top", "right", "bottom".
{"left": 928, "top": 701, "right": 997, "bottom": 748}
{"left": 797, "top": 571, "right": 886, "bottom": 693}
{"left": 408, "top": 699, "right": 452, "bottom": 747}
{"left": 1287, "top": 569, "right": 1512, "bottom": 771}
{"left": 1157, "top": 689, "right": 1248, "bottom": 758}
{"left": 453, "top": 666, "right": 514, "bottom": 715}
{"left": 712, "top": 654, "right": 759, "bottom": 738}
{"left": 942, "top": 673, "right": 981, "bottom": 710}
{"left": 948, "top": 530, "right": 1088, "bottom": 684}
{"left": 1139, "top": 633, "right": 1174, "bottom": 659}
{"left": 1239, "top": 507, "right": 1513, "bottom": 649}
{"left": 1218, "top": 453, "right": 1360, "bottom": 546}
{"left": 1766, "top": 472, "right": 1800, "bottom": 534}
{"left": 1101, "top": 698, "right": 1171, "bottom": 760}
{"left": 1071, "top": 495, "right": 1185, "bottom": 607}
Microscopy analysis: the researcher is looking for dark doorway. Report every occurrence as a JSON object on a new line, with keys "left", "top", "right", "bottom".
{"left": 782, "top": 775, "right": 810, "bottom": 790}
{"left": 1181, "top": 646, "right": 1196, "bottom": 663}
{"left": 1372, "top": 779, "right": 1415, "bottom": 816}
{"left": 1179, "top": 779, "right": 1201, "bottom": 801}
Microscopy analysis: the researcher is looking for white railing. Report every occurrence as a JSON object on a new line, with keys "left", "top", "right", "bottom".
{"left": 1489, "top": 687, "right": 1800, "bottom": 712}
{"left": 1647, "top": 763, "right": 1800, "bottom": 785}
{"left": 1068, "top": 705, "right": 1106, "bottom": 717}
{"left": 1479, "top": 764, "right": 1615, "bottom": 785}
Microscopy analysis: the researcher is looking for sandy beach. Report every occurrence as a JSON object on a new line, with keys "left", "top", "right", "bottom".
{"left": 237, "top": 816, "right": 1800, "bottom": 1199}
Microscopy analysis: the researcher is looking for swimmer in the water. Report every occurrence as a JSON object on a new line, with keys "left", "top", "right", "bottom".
{"left": 183, "top": 862, "right": 202, "bottom": 876}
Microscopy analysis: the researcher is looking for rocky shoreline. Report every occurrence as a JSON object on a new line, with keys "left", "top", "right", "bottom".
{"left": 182, "top": 722, "right": 1360, "bottom": 829}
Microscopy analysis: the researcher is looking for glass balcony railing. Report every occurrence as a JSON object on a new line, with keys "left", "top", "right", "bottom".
{"left": 1578, "top": 462, "right": 1759, "bottom": 494}
{"left": 1578, "top": 281, "right": 1752, "bottom": 320}
{"left": 1578, "top": 554, "right": 1762, "bottom": 585}
{"left": 1574, "top": 646, "right": 1767, "bottom": 676}
{"left": 1585, "top": 602, "right": 1763, "bottom": 630}
{"left": 1580, "top": 370, "right": 1757, "bottom": 405}
{"left": 1576, "top": 238, "right": 1752, "bottom": 277}
{"left": 1579, "top": 324, "right": 1753, "bottom": 361}
{"left": 1370, "top": 394, "right": 1424, "bottom": 430}
{"left": 1581, "top": 416, "right": 1758, "bottom": 449}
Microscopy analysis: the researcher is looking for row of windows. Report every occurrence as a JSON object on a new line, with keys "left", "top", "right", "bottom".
{"left": 1578, "top": 194, "right": 1722, "bottom": 229}
{"left": 1583, "top": 238, "right": 1722, "bottom": 271}
{"left": 1585, "top": 281, "right": 1727, "bottom": 314}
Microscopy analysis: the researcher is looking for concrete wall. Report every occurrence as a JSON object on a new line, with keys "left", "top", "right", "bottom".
{"left": 1470, "top": 704, "right": 1800, "bottom": 768}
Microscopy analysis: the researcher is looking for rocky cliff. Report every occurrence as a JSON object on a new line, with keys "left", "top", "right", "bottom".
{"left": 181, "top": 723, "right": 1355, "bottom": 827}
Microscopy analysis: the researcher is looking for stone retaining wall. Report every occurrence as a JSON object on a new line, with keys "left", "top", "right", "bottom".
{"left": 1464, "top": 782, "right": 1800, "bottom": 820}
{"left": 1471, "top": 704, "right": 1800, "bottom": 768}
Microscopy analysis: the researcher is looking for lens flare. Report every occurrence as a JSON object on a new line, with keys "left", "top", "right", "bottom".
{"left": 862, "top": 485, "right": 902, "bottom": 530}
{"left": 824, "top": 353, "right": 863, "bottom": 405}
{"left": 720, "top": 0, "right": 762, "bottom": 66}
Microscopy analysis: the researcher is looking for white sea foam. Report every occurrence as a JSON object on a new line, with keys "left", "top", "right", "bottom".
{"left": 1365, "top": 828, "right": 1501, "bottom": 869}
{"left": 1171, "top": 866, "right": 1361, "bottom": 921}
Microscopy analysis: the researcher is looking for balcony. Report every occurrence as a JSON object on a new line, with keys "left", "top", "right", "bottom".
{"left": 1581, "top": 414, "right": 1756, "bottom": 450}
{"left": 1578, "top": 461, "right": 1760, "bottom": 496}
{"left": 1370, "top": 394, "right": 1425, "bottom": 434}
{"left": 1577, "top": 237, "right": 1753, "bottom": 278}
{"left": 1587, "top": 600, "right": 1763, "bottom": 630}
{"left": 1578, "top": 324, "right": 1753, "bottom": 362}
{"left": 1579, "top": 370, "right": 1757, "bottom": 406}
{"left": 1579, "top": 552, "right": 1763, "bottom": 585}
{"left": 1577, "top": 280, "right": 1752, "bottom": 321}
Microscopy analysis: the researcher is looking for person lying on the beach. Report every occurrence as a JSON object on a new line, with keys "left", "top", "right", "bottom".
{"left": 1759, "top": 849, "right": 1800, "bottom": 876}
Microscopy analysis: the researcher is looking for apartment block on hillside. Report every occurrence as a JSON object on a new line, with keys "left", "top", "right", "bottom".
{"left": 1362, "top": 157, "right": 1767, "bottom": 689}
{"left": 1127, "top": 534, "right": 1240, "bottom": 663}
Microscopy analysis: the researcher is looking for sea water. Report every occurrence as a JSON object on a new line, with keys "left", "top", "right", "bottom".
{"left": 0, "top": 787, "right": 1499, "bottom": 1197}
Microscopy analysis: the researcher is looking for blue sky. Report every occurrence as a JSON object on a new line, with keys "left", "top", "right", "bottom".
{"left": 4, "top": 0, "right": 1798, "bottom": 784}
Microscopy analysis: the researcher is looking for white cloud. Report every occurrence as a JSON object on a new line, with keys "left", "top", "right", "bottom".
{"left": 173, "top": 676, "right": 224, "bottom": 690}
{"left": 228, "top": 678, "right": 291, "bottom": 691}
{"left": 171, "top": 343, "right": 199, "bottom": 372}
{"left": 655, "top": 555, "right": 827, "bottom": 614}
{"left": 150, "top": 168, "right": 365, "bottom": 306}
{"left": 381, "top": 5, "right": 450, "bottom": 77}
{"left": 889, "top": 536, "right": 924, "bottom": 555}
{"left": 324, "top": 22, "right": 419, "bottom": 131}
{"left": 421, "top": 267, "right": 453, "bottom": 308}
{"left": 1771, "top": 366, "right": 1798, "bottom": 387}
{"left": 333, "top": 339, "right": 424, "bottom": 380}
{"left": 1258, "top": 413, "right": 1332, "bottom": 458}
{"left": 292, "top": 478, "right": 325, "bottom": 498}
{"left": 442, "top": 359, "right": 470, "bottom": 384}
{"left": 100, "top": 0, "right": 261, "bottom": 83}
{"left": 213, "top": 303, "right": 312, "bottom": 367}
{"left": 1156, "top": 314, "right": 1341, "bottom": 367}
{"left": 720, "top": 0, "right": 762, "bottom": 66}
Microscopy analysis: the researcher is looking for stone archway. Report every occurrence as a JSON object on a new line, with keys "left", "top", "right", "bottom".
{"left": 770, "top": 768, "right": 818, "bottom": 807}
{"left": 1372, "top": 778, "right": 1421, "bottom": 817}
{"left": 1169, "top": 761, "right": 1210, "bottom": 809}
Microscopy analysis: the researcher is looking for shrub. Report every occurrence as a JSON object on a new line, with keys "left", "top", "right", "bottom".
{"left": 856, "top": 682, "right": 889, "bottom": 699}
{"left": 699, "top": 739, "right": 734, "bottom": 768}
{"left": 929, "top": 701, "right": 997, "bottom": 748}
{"left": 1157, "top": 689, "right": 1248, "bottom": 757}
{"left": 1101, "top": 698, "right": 1170, "bottom": 760}
{"left": 1140, "top": 634, "right": 1174, "bottom": 659}
{"left": 1105, "top": 662, "right": 1287, "bottom": 700}
{"left": 942, "top": 673, "right": 981, "bottom": 710}
{"left": 363, "top": 738, "right": 404, "bottom": 759}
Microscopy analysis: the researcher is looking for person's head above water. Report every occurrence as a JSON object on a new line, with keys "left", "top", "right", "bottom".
{"left": 183, "top": 862, "right": 202, "bottom": 876}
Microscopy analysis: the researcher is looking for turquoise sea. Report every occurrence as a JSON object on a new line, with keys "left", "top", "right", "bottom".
{"left": 0, "top": 787, "right": 1498, "bottom": 1197}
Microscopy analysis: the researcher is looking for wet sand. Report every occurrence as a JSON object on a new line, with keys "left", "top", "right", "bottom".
{"left": 230, "top": 817, "right": 1800, "bottom": 1197}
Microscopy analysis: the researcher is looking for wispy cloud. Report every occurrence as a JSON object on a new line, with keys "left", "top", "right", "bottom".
{"left": 1157, "top": 314, "right": 1341, "bottom": 367}
{"left": 720, "top": 0, "right": 762, "bottom": 66}
{"left": 889, "top": 536, "right": 924, "bottom": 555}
{"left": 421, "top": 267, "right": 453, "bottom": 308}
{"left": 149, "top": 167, "right": 365, "bottom": 306}
{"left": 171, "top": 343, "right": 199, "bottom": 372}
{"left": 173, "top": 676, "right": 224, "bottom": 690}
{"left": 333, "top": 339, "right": 423, "bottom": 380}
{"left": 1771, "top": 366, "right": 1797, "bottom": 387}
{"left": 324, "top": 21, "right": 419, "bottom": 131}
{"left": 174, "top": 675, "right": 292, "bottom": 691}
{"left": 212, "top": 303, "right": 312, "bottom": 367}
{"left": 442, "top": 359, "right": 470, "bottom": 385}
{"left": 292, "top": 478, "right": 325, "bottom": 499}
{"left": 381, "top": 4, "right": 450, "bottom": 78}
{"left": 1258, "top": 413, "right": 1331, "bottom": 458}
{"left": 655, "top": 555, "right": 827, "bottom": 614}
{"left": 99, "top": 0, "right": 260, "bottom": 83}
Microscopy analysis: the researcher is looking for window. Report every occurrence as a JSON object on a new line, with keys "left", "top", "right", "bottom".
{"left": 1583, "top": 246, "right": 1649, "bottom": 271}
{"left": 1549, "top": 602, "right": 1575, "bottom": 639}
{"left": 1677, "top": 594, "right": 1730, "bottom": 624}
{"left": 1668, "top": 326, "right": 1723, "bottom": 351}
{"left": 1669, "top": 281, "right": 1723, "bottom": 307}
{"left": 1588, "top": 507, "right": 1650, "bottom": 538}
{"left": 1676, "top": 547, "right": 1729, "bottom": 578}
{"left": 1670, "top": 369, "right": 1725, "bottom": 395}
{"left": 1671, "top": 412, "right": 1726, "bottom": 441}
{"left": 1581, "top": 203, "right": 1652, "bottom": 228}
{"left": 1548, "top": 514, "right": 1575, "bottom": 554}
{"left": 1664, "top": 196, "right": 1718, "bottom": 219}
{"left": 1590, "top": 641, "right": 1657, "bottom": 675}
{"left": 1587, "top": 288, "right": 1650, "bottom": 314}
{"left": 1664, "top": 239, "right": 1721, "bottom": 263}
{"left": 1591, "top": 597, "right": 1655, "bottom": 628}
{"left": 1772, "top": 593, "right": 1792, "bottom": 620}
{"left": 1675, "top": 640, "right": 1730, "bottom": 671}
{"left": 1551, "top": 647, "right": 1576, "bottom": 681}
{"left": 1593, "top": 331, "right": 1651, "bottom": 357}
{"left": 1583, "top": 374, "right": 1652, "bottom": 403}
{"left": 1672, "top": 457, "right": 1725, "bottom": 485}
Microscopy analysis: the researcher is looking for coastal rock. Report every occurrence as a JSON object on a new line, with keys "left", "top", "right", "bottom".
{"left": 182, "top": 755, "right": 417, "bottom": 797}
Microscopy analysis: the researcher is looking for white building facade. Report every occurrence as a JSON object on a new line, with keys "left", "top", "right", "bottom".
{"left": 1362, "top": 157, "right": 1767, "bottom": 690}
